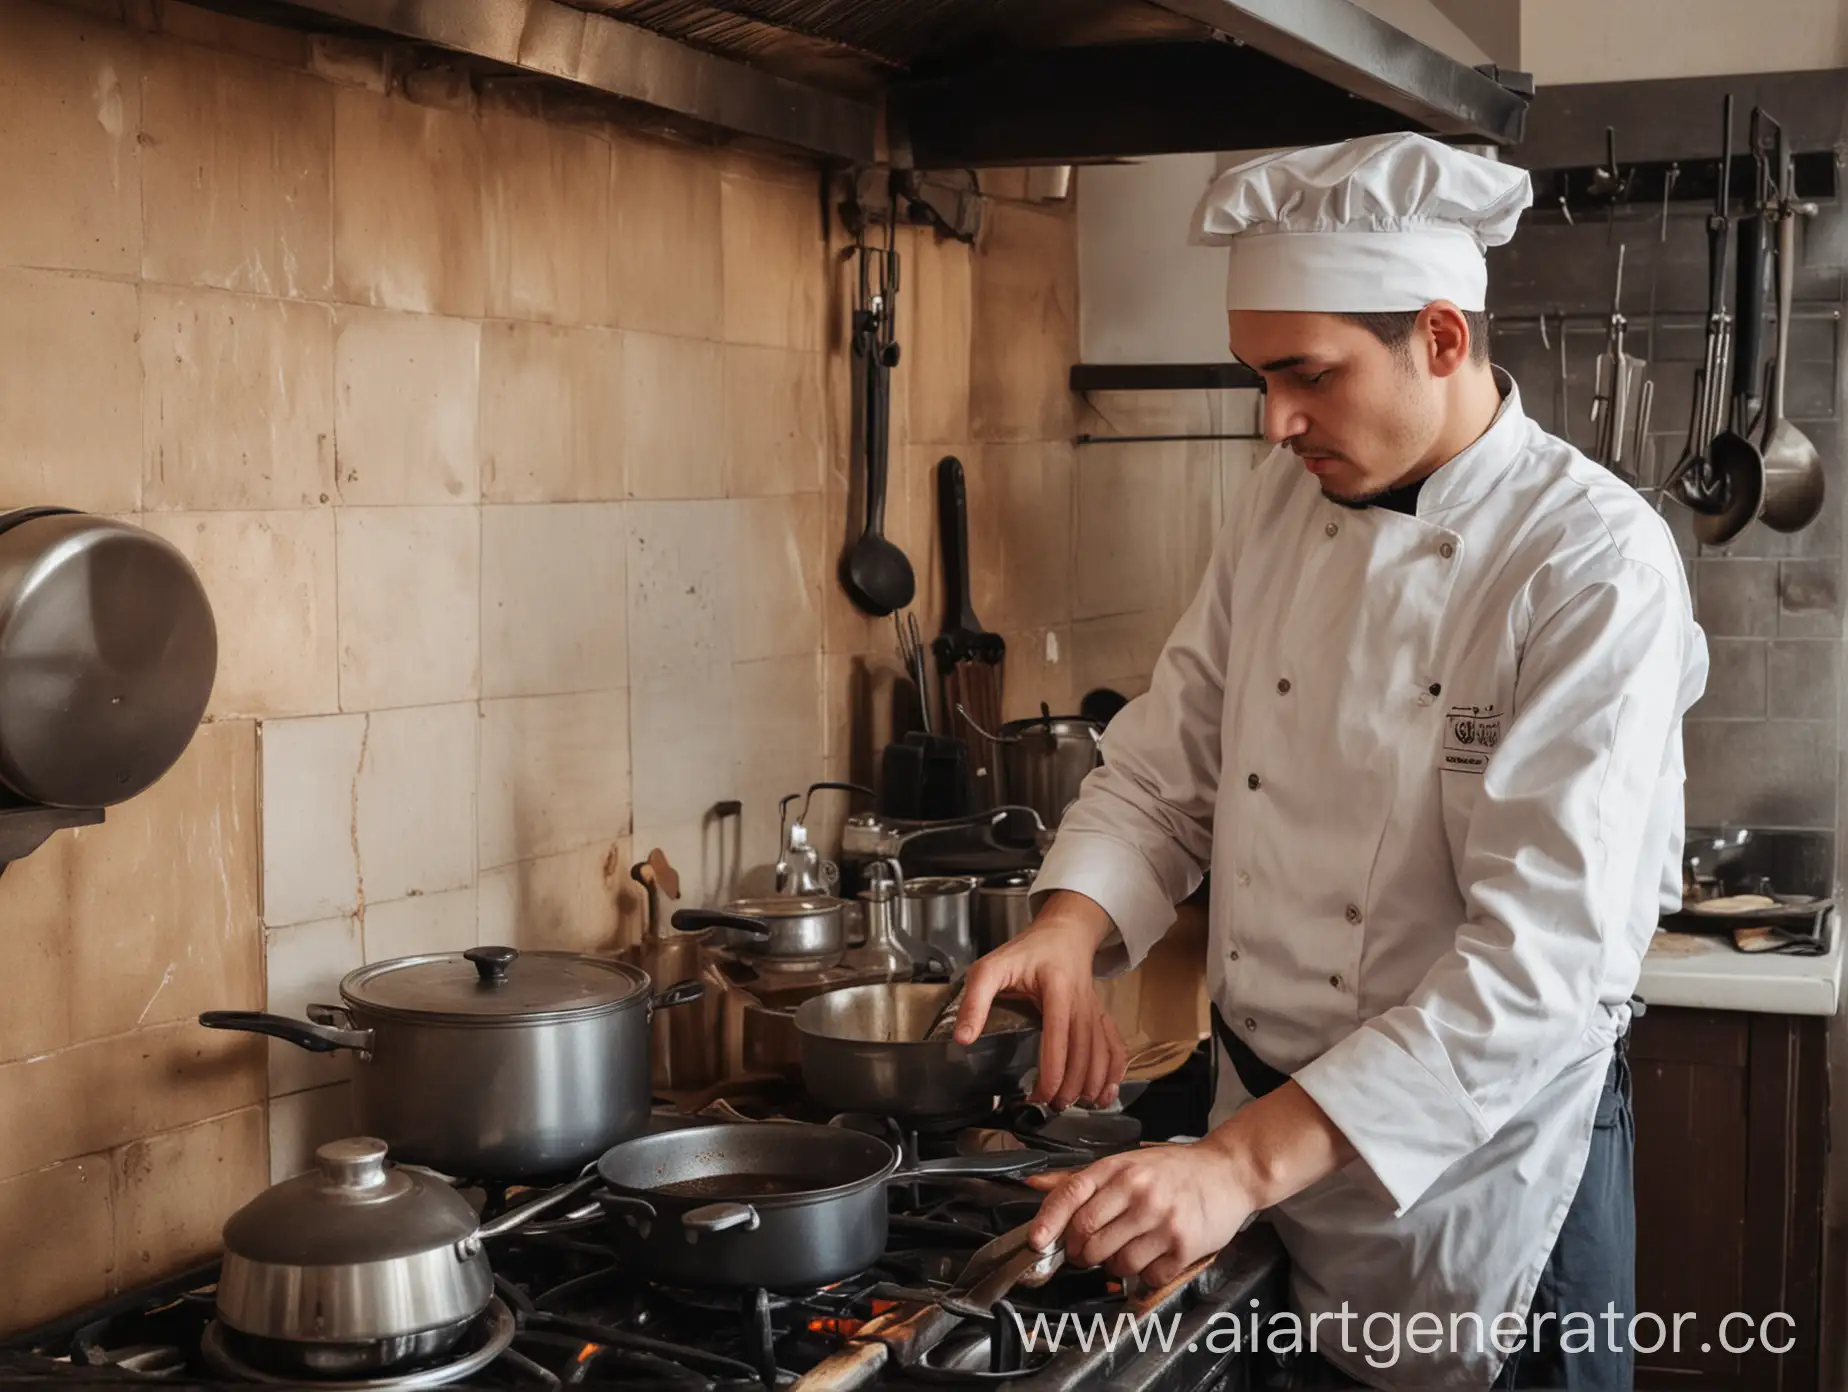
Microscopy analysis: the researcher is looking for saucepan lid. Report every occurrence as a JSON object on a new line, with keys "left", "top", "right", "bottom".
{"left": 341, "top": 947, "right": 652, "bottom": 1024}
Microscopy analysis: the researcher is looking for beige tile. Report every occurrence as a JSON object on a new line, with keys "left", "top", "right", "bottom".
{"left": 622, "top": 331, "right": 727, "bottom": 499}
{"left": 141, "top": 510, "right": 339, "bottom": 718}
{"left": 720, "top": 172, "right": 826, "bottom": 350}
{"left": 627, "top": 501, "right": 735, "bottom": 682}
{"left": 0, "top": 269, "right": 139, "bottom": 511}
{"left": 478, "top": 690, "right": 631, "bottom": 870}
{"left": 355, "top": 702, "right": 477, "bottom": 907}
{"left": 983, "top": 441, "right": 1074, "bottom": 632}
{"left": 1074, "top": 445, "right": 1182, "bottom": 621}
{"left": 732, "top": 654, "right": 825, "bottom": 874}
{"left": 478, "top": 841, "right": 640, "bottom": 955}
{"left": 269, "top": 1082, "right": 354, "bottom": 1182}
{"left": 630, "top": 666, "right": 736, "bottom": 833}
{"left": 0, "top": 1154, "right": 114, "bottom": 1337}
{"left": 481, "top": 503, "right": 628, "bottom": 698}
{"left": 116, "top": 1107, "right": 268, "bottom": 1289}
{"left": 264, "top": 916, "right": 361, "bottom": 1097}
{"left": 67, "top": 720, "right": 261, "bottom": 1041}
{"left": 0, "top": 829, "right": 76, "bottom": 1064}
{"left": 333, "top": 87, "right": 485, "bottom": 318}
{"left": 607, "top": 129, "right": 722, "bottom": 339}
{"left": 0, "top": 3, "right": 140, "bottom": 275}
{"left": 261, "top": 713, "right": 365, "bottom": 928}
{"left": 157, "top": 2, "right": 311, "bottom": 65}
{"left": 479, "top": 320, "right": 625, "bottom": 503}
{"left": 336, "top": 507, "right": 480, "bottom": 709}
{"left": 334, "top": 307, "right": 480, "bottom": 505}
{"left": 0, "top": 1020, "right": 264, "bottom": 1183}
{"left": 998, "top": 627, "right": 1075, "bottom": 721}
{"left": 731, "top": 494, "right": 824, "bottom": 663}
{"left": 363, "top": 886, "right": 477, "bottom": 963}
{"left": 140, "top": 42, "right": 332, "bottom": 297}
{"left": 906, "top": 232, "right": 973, "bottom": 445}
{"left": 969, "top": 202, "right": 1078, "bottom": 444}
{"left": 1069, "top": 613, "right": 1168, "bottom": 700}
{"left": 724, "top": 344, "right": 827, "bottom": 498}
{"left": 141, "top": 286, "right": 336, "bottom": 510}
{"left": 482, "top": 111, "right": 610, "bottom": 324}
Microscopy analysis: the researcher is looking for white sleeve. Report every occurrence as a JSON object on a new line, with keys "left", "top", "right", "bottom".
{"left": 1031, "top": 459, "right": 1264, "bottom": 973}
{"left": 1293, "top": 559, "right": 1695, "bottom": 1213}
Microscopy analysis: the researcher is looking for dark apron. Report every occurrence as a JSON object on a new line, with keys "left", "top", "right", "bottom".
{"left": 1218, "top": 1002, "right": 1640, "bottom": 1392}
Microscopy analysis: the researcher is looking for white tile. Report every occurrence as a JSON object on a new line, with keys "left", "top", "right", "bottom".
{"left": 363, "top": 887, "right": 478, "bottom": 963}
{"left": 621, "top": 331, "right": 726, "bottom": 500}
{"left": 336, "top": 507, "right": 480, "bottom": 710}
{"left": 630, "top": 666, "right": 737, "bottom": 832}
{"left": 478, "top": 691, "right": 631, "bottom": 870}
{"left": 731, "top": 654, "right": 824, "bottom": 795}
{"left": 481, "top": 504, "right": 628, "bottom": 699}
{"left": 477, "top": 843, "right": 637, "bottom": 955}
{"left": 261, "top": 714, "right": 366, "bottom": 927}
{"left": 730, "top": 494, "right": 823, "bottom": 663}
{"left": 263, "top": 917, "right": 361, "bottom": 1097}
{"left": 268, "top": 1083, "right": 355, "bottom": 1182}
{"left": 355, "top": 703, "right": 477, "bottom": 906}
{"left": 626, "top": 501, "right": 735, "bottom": 683}
{"left": 334, "top": 307, "right": 480, "bottom": 505}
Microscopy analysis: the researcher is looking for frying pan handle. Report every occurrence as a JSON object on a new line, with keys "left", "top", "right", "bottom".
{"left": 670, "top": 909, "right": 773, "bottom": 939}
{"left": 1733, "top": 211, "right": 1769, "bottom": 418}
{"left": 197, "top": 1010, "right": 373, "bottom": 1056}
{"left": 683, "top": 1202, "right": 762, "bottom": 1236}
{"left": 891, "top": 1151, "right": 1053, "bottom": 1183}
{"left": 649, "top": 979, "right": 706, "bottom": 1013}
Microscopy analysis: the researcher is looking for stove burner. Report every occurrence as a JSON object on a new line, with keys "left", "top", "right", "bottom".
{"left": 199, "top": 1299, "right": 517, "bottom": 1389}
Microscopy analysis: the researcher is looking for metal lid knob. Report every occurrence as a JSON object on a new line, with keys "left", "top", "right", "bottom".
{"left": 316, "top": 1137, "right": 390, "bottom": 1191}
{"left": 465, "top": 945, "right": 519, "bottom": 985}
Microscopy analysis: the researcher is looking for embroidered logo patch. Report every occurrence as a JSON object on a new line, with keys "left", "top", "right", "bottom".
{"left": 1442, "top": 704, "right": 1502, "bottom": 774}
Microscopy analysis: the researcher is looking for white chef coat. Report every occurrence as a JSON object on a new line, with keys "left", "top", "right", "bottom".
{"left": 1035, "top": 371, "right": 1708, "bottom": 1389}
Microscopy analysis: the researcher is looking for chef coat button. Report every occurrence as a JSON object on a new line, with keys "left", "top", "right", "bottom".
{"left": 1439, "top": 542, "right": 1456, "bottom": 559}
{"left": 1345, "top": 904, "right": 1362, "bottom": 924}
{"left": 1276, "top": 678, "right": 1291, "bottom": 694}
{"left": 1325, "top": 521, "right": 1340, "bottom": 538}
{"left": 1330, "top": 974, "right": 1343, "bottom": 990}
{"left": 1236, "top": 871, "right": 1251, "bottom": 888}
{"left": 1244, "top": 1017, "right": 1257, "bottom": 1032}
{"left": 1229, "top": 949, "right": 1241, "bottom": 962}
{"left": 1247, "top": 773, "right": 1261, "bottom": 791}
{"left": 1428, "top": 682, "right": 1443, "bottom": 696}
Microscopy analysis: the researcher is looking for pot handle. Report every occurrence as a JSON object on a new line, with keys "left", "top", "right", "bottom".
{"left": 890, "top": 1151, "right": 1053, "bottom": 1184}
{"left": 197, "top": 1010, "right": 372, "bottom": 1055}
{"left": 650, "top": 979, "right": 706, "bottom": 1012}
{"left": 670, "top": 909, "right": 773, "bottom": 939}
{"left": 475, "top": 1173, "right": 602, "bottom": 1240}
{"left": 599, "top": 1193, "right": 659, "bottom": 1224}
{"left": 682, "top": 1202, "right": 761, "bottom": 1235}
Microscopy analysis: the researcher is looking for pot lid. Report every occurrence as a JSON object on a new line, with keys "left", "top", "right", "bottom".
{"left": 725, "top": 896, "right": 844, "bottom": 919}
{"left": 342, "top": 946, "right": 649, "bottom": 1022}
{"left": 222, "top": 1138, "right": 481, "bottom": 1267}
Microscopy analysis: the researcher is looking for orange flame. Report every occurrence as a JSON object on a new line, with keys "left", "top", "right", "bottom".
{"left": 575, "top": 1344, "right": 602, "bottom": 1365}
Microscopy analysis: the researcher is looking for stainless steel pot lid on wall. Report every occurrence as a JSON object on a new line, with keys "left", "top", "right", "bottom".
{"left": 0, "top": 508, "right": 216, "bottom": 809}
{"left": 339, "top": 945, "right": 655, "bottom": 1024}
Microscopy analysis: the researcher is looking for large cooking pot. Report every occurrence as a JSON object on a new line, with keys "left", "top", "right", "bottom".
{"left": 673, "top": 896, "right": 848, "bottom": 969}
{"left": 794, "top": 982, "right": 1040, "bottom": 1118}
{"left": 591, "top": 1122, "right": 1049, "bottom": 1291}
{"left": 200, "top": 947, "right": 702, "bottom": 1179}
{"left": 991, "top": 713, "right": 1103, "bottom": 830}
{"left": 0, "top": 508, "right": 216, "bottom": 807}
{"left": 215, "top": 1137, "right": 499, "bottom": 1375}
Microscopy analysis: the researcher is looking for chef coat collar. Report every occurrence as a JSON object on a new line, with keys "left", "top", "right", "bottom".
{"left": 1405, "top": 366, "right": 1527, "bottom": 521}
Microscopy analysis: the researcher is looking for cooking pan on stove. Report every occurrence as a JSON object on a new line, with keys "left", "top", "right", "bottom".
{"left": 586, "top": 1121, "right": 1049, "bottom": 1291}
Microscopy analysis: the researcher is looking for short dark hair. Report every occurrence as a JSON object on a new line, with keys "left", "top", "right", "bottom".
{"left": 1342, "top": 309, "right": 1492, "bottom": 366}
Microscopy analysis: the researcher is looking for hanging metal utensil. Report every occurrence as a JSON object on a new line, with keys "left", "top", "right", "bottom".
{"left": 1757, "top": 119, "right": 1826, "bottom": 533}
{"left": 1663, "top": 95, "right": 1737, "bottom": 513}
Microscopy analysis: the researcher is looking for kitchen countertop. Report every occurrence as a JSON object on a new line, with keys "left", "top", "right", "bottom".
{"left": 1638, "top": 912, "right": 1843, "bottom": 1017}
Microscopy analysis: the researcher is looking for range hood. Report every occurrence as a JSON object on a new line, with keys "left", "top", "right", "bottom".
{"left": 190, "top": 0, "right": 1530, "bottom": 168}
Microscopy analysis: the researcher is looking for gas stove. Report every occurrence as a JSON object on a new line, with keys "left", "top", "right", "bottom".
{"left": 2, "top": 1095, "right": 1290, "bottom": 1392}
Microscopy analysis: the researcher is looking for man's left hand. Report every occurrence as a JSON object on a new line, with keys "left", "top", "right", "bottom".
{"left": 1024, "top": 1142, "right": 1255, "bottom": 1288}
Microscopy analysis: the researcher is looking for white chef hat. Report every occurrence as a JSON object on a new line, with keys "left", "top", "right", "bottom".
{"left": 1194, "top": 132, "right": 1532, "bottom": 314}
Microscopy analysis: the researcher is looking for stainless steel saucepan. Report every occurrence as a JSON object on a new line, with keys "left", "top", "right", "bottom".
{"left": 672, "top": 895, "right": 849, "bottom": 968}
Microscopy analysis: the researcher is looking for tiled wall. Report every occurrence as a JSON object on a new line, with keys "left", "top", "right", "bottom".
{"left": 0, "top": 0, "right": 1081, "bottom": 1333}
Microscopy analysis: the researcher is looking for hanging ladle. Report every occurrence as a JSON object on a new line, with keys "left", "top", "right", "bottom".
{"left": 1756, "top": 125, "right": 1825, "bottom": 533}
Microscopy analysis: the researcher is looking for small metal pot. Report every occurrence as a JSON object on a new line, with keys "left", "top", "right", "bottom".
{"left": 901, "top": 875, "right": 980, "bottom": 970}
{"left": 673, "top": 896, "right": 848, "bottom": 969}
{"left": 963, "top": 711, "right": 1103, "bottom": 831}
{"left": 975, "top": 871, "right": 1036, "bottom": 955}
{"left": 591, "top": 1122, "right": 1047, "bottom": 1291}
{"left": 795, "top": 982, "right": 1040, "bottom": 1118}
{"left": 200, "top": 948, "right": 703, "bottom": 1180}
{"left": 216, "top": 1137, "right": 492, "bottom": 1373}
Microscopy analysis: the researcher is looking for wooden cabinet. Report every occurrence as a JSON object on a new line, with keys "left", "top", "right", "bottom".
{"left": 1631, "top": 1007, "right": 1829, "bottom": 1390}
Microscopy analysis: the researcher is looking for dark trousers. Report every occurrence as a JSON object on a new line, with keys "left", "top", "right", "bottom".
{"left": 1218, "top": 1014, "right": 1638, "bottom": 1391}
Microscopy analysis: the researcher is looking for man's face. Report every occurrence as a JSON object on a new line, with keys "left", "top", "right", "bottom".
{"left": 1228, "top": 311, "right": 1443, "bottom": 504}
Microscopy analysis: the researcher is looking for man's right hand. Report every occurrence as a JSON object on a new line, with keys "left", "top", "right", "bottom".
{"left": 953, "top": 890, "right": 1128, "bottom": 1111}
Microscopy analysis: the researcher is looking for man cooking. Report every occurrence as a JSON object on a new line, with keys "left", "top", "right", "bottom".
{"left": 952, "top": 133, "right": 1708, "bottom": 1390}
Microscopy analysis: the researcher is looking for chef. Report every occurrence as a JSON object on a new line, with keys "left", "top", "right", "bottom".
{"left": 953, "top": 132, "right": 1708, "bottom": 1390}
